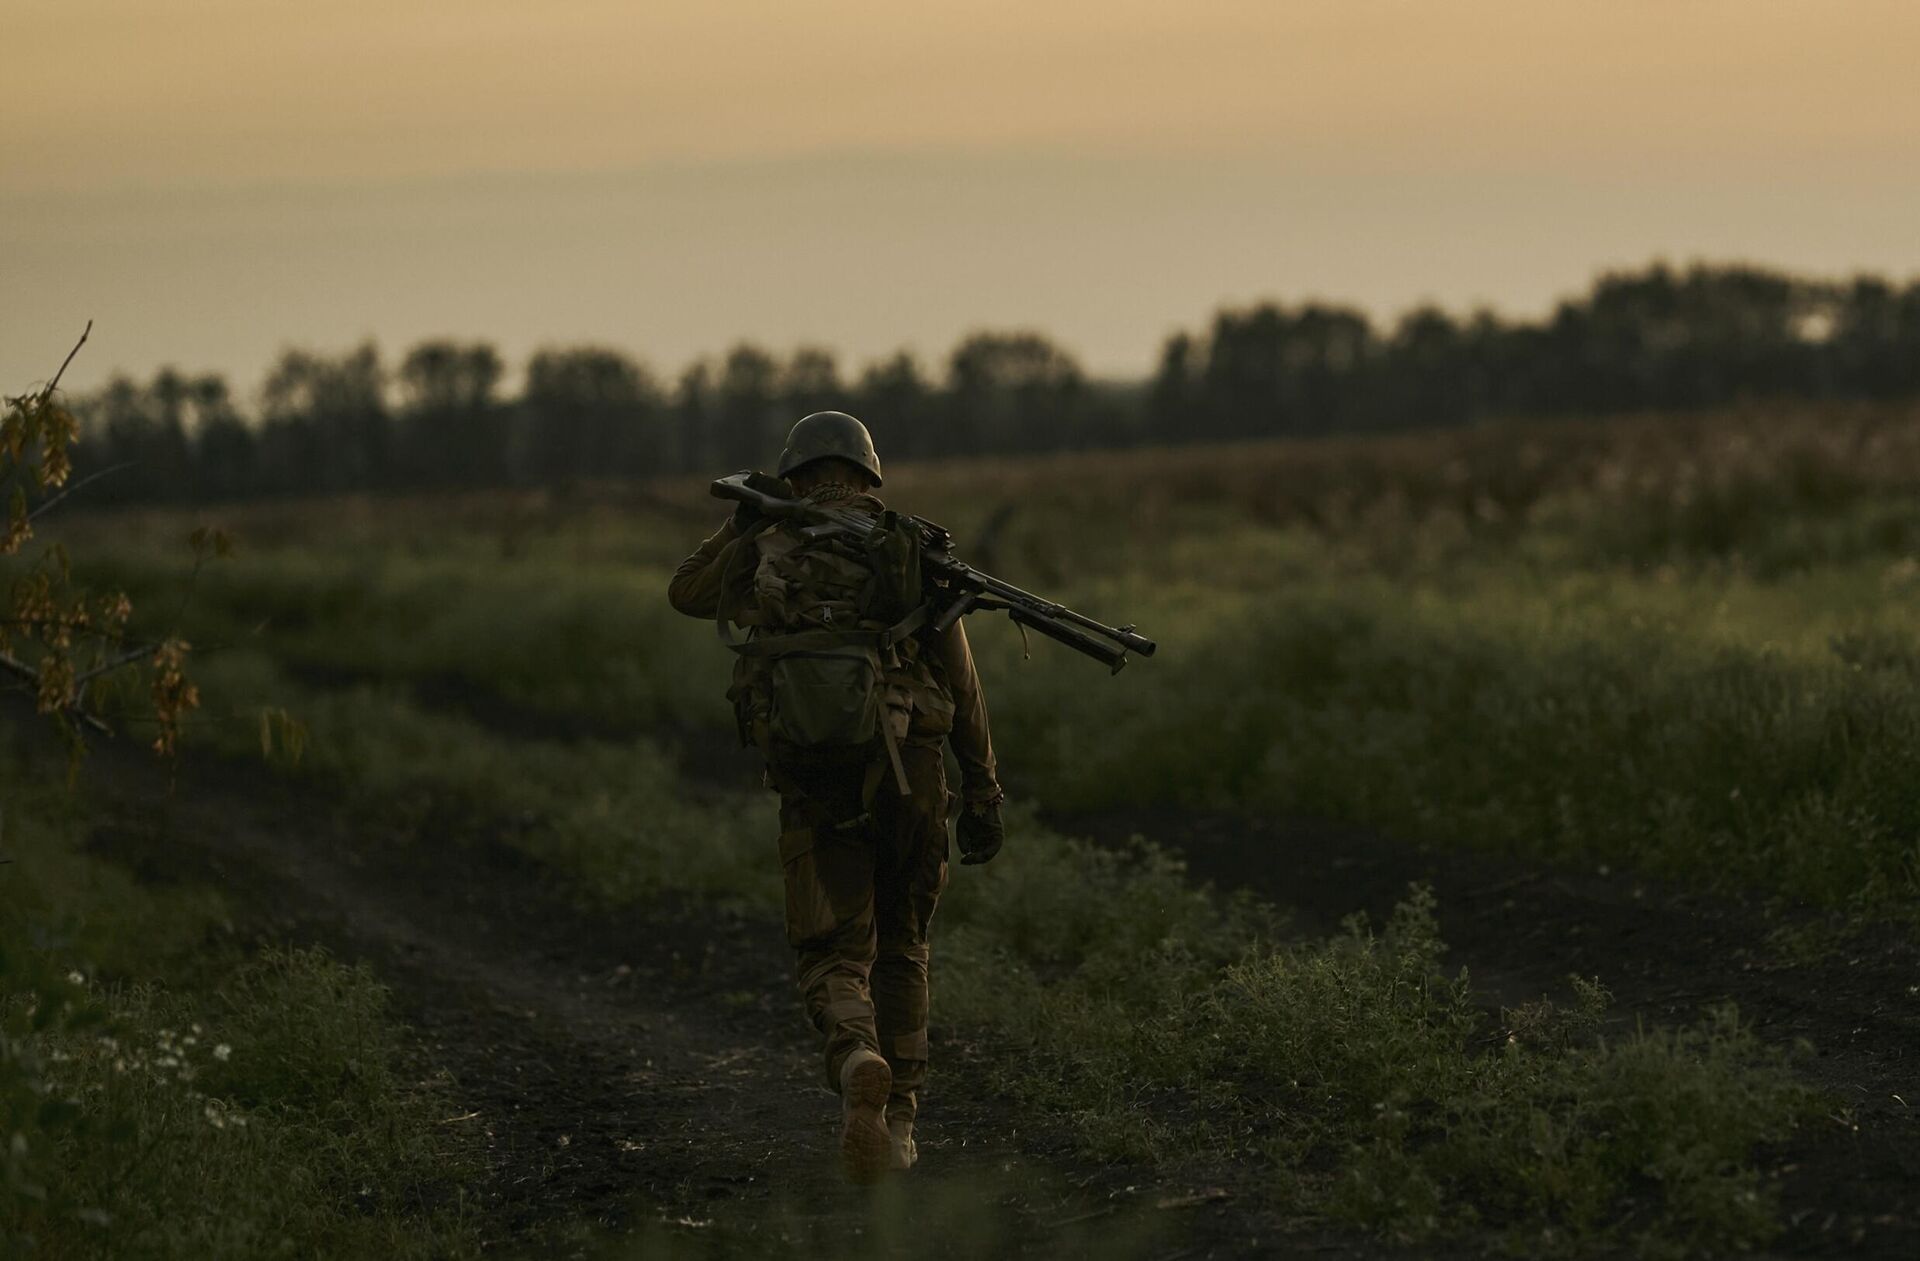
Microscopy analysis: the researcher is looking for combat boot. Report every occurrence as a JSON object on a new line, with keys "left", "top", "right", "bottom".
{"left": 887, "top": 1116, "right": 917, "bottom": 1172}
{"left": 838, "top": 1048, "right": 892, "bottom": 1183}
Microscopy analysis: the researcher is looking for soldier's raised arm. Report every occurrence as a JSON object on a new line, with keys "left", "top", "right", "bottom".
{"left": 667, "top": 517, "right": 744, "bottom": 619}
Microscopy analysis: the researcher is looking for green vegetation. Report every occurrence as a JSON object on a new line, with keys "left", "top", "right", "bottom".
{"left": 65, "top": 652, "right": 1797, "bottom": 1252}
{"left": 78, "top": 404, "right": 1920, "bottom": 914}
{"left": 947, "top": 863, "right": 1804, "bottom": 1253}
{"left": 4, "top": 351, "right": 473, "bottom": 1258}
{"left": 0, "top": 750, "right": 478, "bottom": 1258}
{"left": 57, "top": 637, "right": 1811, "bottom": 1252}
{"left": 192, "top": 651, "right": 775, "bottom": 908}
{"left": 30, "top": 398, "right": 1920, "bottom": 1253}
{"left": 992, "top": 569, "right": 1920, "bottom": 910}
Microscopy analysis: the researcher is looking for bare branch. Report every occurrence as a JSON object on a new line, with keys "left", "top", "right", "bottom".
{"left": 72, "top": 708, "right": 112, "bottom": 737}
{"left": 23, "top": 461, "right": 134, "bottom": 527}
{"left": 0, "top": 649, "right": 112, "bottom": 735}
{"left": 0, "top": 651, "right": 35, "bottom": 686}
{"left": 43, "top": 320, "right": 93, "bottom": 399}
{"left": 73, "top": 642, "right": 160, "bottom": 687}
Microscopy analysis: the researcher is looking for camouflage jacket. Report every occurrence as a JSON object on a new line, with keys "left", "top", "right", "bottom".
{"left": 668, "top": 505, "right": 1002, "bottom": 804}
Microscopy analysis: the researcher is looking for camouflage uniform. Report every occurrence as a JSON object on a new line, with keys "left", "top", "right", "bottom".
{"left": 668, "top": 495, "right": 1000, "bottom": 1133}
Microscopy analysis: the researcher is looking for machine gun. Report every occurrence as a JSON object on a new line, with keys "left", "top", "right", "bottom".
{"left": 711, "top": 472, "right": 1157, "bottom": 673}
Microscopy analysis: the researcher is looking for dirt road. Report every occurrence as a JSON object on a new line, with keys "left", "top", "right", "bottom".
{"left": 83, "top": 753, "right": 1920, "bottom": 1259}
{"left": 88, "top": 763, "right": 1282, "bottom": 1259}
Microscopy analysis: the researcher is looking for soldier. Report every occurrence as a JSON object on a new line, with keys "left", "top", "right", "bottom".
{"left": 667, "top": 411, "right": 1006, "bottom": 1183}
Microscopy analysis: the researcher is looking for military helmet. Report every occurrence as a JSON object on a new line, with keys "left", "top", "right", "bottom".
{"left": 777, "top": 411, "right": 883, "bottom": 486}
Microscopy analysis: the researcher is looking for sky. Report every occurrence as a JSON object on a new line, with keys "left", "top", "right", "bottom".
{"left": 4, "top": 0, "right": 1919, "bottom": 393}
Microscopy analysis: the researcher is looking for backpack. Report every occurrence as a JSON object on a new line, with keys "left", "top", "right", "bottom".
{"left": 719, "top": 495, "right": 933, "bottom": 788}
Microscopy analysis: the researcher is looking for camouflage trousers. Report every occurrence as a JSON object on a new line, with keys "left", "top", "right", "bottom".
{"left": 773, "top": 742, "right": 950, "bottom": 1126}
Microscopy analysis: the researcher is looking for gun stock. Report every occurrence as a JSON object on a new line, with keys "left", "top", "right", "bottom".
{"left": 710, "top": 471, "right": 795, "bottom": 517}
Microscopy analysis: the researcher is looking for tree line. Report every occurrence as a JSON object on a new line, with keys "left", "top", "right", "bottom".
{"left": 71, "top": 262, "right": 1920, "bottom": 503}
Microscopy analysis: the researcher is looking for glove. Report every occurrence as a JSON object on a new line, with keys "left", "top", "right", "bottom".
{"left": 956, "top": 798, "right": 1005, "bottom": 866}
{"left": 731, "top": 471, "right": 793, "bottom": 531}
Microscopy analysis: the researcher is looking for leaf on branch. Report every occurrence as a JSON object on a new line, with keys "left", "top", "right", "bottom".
{"left": 3, "top": 486, "right": 28, "bottom": 555}
{"left": 148, "top": 639, "right": 199, "bottom": 757}
{"left": 99, "top": 591, "right": 132, "bottom": 631}
{"left": 3, "top": 323, "right": 207, "bottom": 761}
{"left": 38, "top": 402, "right": 77, "bottom": 489}
{"left": 35, "top": 653, "right": 77, "bottom": 715}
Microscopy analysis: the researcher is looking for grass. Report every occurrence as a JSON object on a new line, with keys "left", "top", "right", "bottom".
{"left": 183, "top": 649, "right": 777, "bottom": 908}
{"left": 982, "top": 567, "right": 1920, "bottom": 911}
{"left": 31, "top": 398, "right": 1920, "bottom": 1252}
{"left": 942, "top": 846, "right": 1807, "bottom": 1254}
{"left": 133, "top": 651, "right": 1815, "bottom": 1253}
{"left": 91, "top": 504, "right": 1920, "bottom": 913}
{"left": 0, "top": 744, "right": 478, "bottom": 1259}
{"left": 18, "top": 952, "right": 474, "bottom": 1260}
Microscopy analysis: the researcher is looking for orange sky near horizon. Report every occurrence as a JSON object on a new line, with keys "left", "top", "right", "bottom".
{"left": 4, "top": 1, "right": 1919, "bottom": 390}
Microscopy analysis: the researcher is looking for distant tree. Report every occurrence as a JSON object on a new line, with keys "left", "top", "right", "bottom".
{"left": 781, "top": 347, "right": 845, "bottom": 420}
{"left": 1379, "top": 306, "right": 1474, "bottom": 429}
{"left": 1828, "top": 277, "right": 1920, "bottom": 400}
{"left": 1284, "top": 303, "right": 1376, "bottom": 432}
{"left": 398, "top": 340, "right": 501, "bottom": 414}
{"left": 1530, "top": 264, "right": 1819, "bottom": 414}
{"left": 855, "top": 351, "right": 937, "bottom": 459}
{"left": 1145, "top": 332, "right": 1199, "bottom": 444}
{"left": 182, "top": 374, "right": 255, "bottom": 501}
{"left": 82, "top": 371, "right": 193, "bottom": 502}
{"left": 946, "top": 331, "right": 1087, "bottom": 454}
{"left": 260, "top": 343, "right": 391, "bottom": 494}
{"left": 670, "top": 360, "right": 716, "bottom": 473}
{"left": 715, "top": 345, "right": 782, "bottom": 471}
{"left": 397, "top": 340, "right": 504, "bottom": 486}
{"left": 521, "top": 346, "right": 661, "bottom": 484}
{"left": 51, "top": 259, "right": 1920, "bottom": 506}
{"left": 1198, "top": 305, "right": 1289, "bottom": 439}
{"left": 1195, "top": 302, "right": 1376, "bottom": 439}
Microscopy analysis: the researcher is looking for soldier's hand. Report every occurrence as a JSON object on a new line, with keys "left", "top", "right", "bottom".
{"left": 956, "top": 799, "right": 1005, "bottom": 866}
{"left": 731, "top": 471, "right": 793, "bottom": 530}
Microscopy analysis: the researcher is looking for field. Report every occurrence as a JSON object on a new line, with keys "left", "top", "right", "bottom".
{"left": 8, "top": 400, "right": 1920, "bottom": 1258}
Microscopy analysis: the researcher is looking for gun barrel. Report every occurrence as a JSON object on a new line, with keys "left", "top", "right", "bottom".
{"left": 1008, "top": 605, "right": 1130, "bottom": 674}
{"left": 966, "top": 569, "right": 1157, "bottom": 658}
